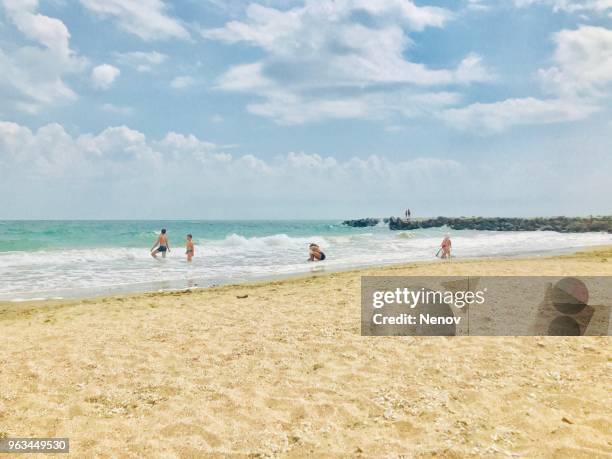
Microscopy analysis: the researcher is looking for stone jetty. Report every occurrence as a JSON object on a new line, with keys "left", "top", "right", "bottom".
{"left": 342, "top": 216, "right": 611, "bottom": 233}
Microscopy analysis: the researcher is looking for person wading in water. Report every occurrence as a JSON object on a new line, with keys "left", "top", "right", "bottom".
{"left": 151, "top": 228, "right": 171, "bottom": 258}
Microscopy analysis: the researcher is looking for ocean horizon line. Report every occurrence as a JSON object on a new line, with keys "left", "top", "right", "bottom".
{"left": 1, "top": 214, "right": 610, "bottom": 222}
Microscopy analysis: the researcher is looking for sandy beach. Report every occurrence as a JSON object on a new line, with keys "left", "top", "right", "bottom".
{"left": 1, "top": 248, "right": 611, "bottom": 458}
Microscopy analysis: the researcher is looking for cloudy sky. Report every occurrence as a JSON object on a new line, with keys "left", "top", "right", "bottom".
{"left": 0, "top": 0, "right": 611, "bottom": 219}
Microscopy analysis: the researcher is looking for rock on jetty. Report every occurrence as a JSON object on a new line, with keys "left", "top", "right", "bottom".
{"left": 342, "top": 218, "right": 381, "bottom": 227}
{"left": 388, "top": 216, "right": 611, "bottom": 232}
{"left": 342, "top": 216, "right": 611, "bottom": 233}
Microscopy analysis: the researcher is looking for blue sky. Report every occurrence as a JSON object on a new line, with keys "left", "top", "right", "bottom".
{"left": 0, "top": 0, "right": 611, "bottom": 219}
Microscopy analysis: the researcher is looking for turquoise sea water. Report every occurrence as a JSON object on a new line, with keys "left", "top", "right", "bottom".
{"left": 1, "top": 220, "right": 611, "bottom": 300}
{"left": 0, "top": 220, "right": 359, "bottom": 252}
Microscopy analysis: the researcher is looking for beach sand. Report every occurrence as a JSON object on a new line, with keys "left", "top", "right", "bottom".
{"left": 1, "top": 248, "right": 611, "bottom": 457}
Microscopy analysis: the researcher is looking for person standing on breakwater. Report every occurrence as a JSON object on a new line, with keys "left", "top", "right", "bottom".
{"left": 440, "top": 234, "right": 452, "bottom": 260}
{"left": 151, "top": 228, "right": 170, "bottom": 258}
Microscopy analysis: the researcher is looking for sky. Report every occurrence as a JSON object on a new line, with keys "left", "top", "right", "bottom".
{"left": 0, "top": 0, "right": 611, "bottom": 219}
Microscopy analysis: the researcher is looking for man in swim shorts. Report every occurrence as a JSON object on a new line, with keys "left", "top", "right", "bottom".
{"left": 151, "top": 228, "right": 170, "bottom": 258}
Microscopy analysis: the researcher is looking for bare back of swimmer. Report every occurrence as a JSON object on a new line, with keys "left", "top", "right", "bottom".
{"left": 151, "top": 228, "right": 171, "bottom": 258}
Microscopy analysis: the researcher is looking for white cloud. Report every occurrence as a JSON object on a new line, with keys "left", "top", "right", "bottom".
{"left": 205, "top": 1, "right": 451, "bottom": 47}
{"left": 246, "top": 88, "right": 460, "bottom": 125}
{"left": 170, "top": 75, "right": 196, "bottom": 89}
{"left": 156, "top": 131, "right": 218, "bottom": 155}
{"left": 206, "top": 2, "right": 482, "bottom": 87}
{"left": 2, "top": 0, "right": 71, "bottom": 57}
{"left": 514, "top": 0, "right": 612, "bottom": 14}
{"left": 0, "top": 0, "right": 86, "bottom": 113}
{"left": 91, "top": 64, "right": 120, "bottom": 89}
{"left": 539, "top": 26, "right": 612, "bottom": 97}
{"left": 442, "top": 97, "right": 600, "bottom": 132}
{"left": 204, "top": 0, "right": 490, "bottom": 123}
{"left": 79, "top": 126, "right": 158, "bottom": 162}
{"left": 247, "top": 91, "right": 373, "bottom": 124}
{"left": 0, "top": 121, "right": 87, "bottom": 177}
{"left": 2, "top": 120, "right": 610, "bottom": 217}
{"left": 466, "top": 0, "right": 491, "bottom": 11}
{"left": 217, "top": 60, "right": 463, "bottom": 125}
{"left": 216, "top": 62, "right": 271, "bottom": 91}
{"left": 114, "top": 51, "right": 168, "bottom": 72}
{"left": 0, "top": 120, "right": 461, "bottom": 192}
{"left": 0, "top": 120, "right": 471, "bottom": 217}
{"left": 455, "top": 53, "right": 493, "bottom": 84}
{"left": 79, "top": 0, "right": 189, "bottom": 41}
{"left": 444, "top": 25, "right": 612, "bottom": 132}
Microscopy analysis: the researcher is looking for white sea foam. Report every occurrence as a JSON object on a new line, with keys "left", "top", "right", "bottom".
{"left": 0, "top": 229, "right": 610, "bottom": 300}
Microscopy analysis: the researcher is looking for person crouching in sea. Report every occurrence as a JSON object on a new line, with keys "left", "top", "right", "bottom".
{"left": 307, "top": 243, "right": 326, "bottom": 261}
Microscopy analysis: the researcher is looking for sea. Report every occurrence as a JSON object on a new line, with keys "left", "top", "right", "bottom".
{"left": 1, "top": 220, "right": 611, "bottom": 301}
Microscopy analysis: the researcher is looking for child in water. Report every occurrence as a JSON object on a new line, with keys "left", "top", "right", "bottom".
{"left": 185, "top": 234, "right": 194, "bottom": 262}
